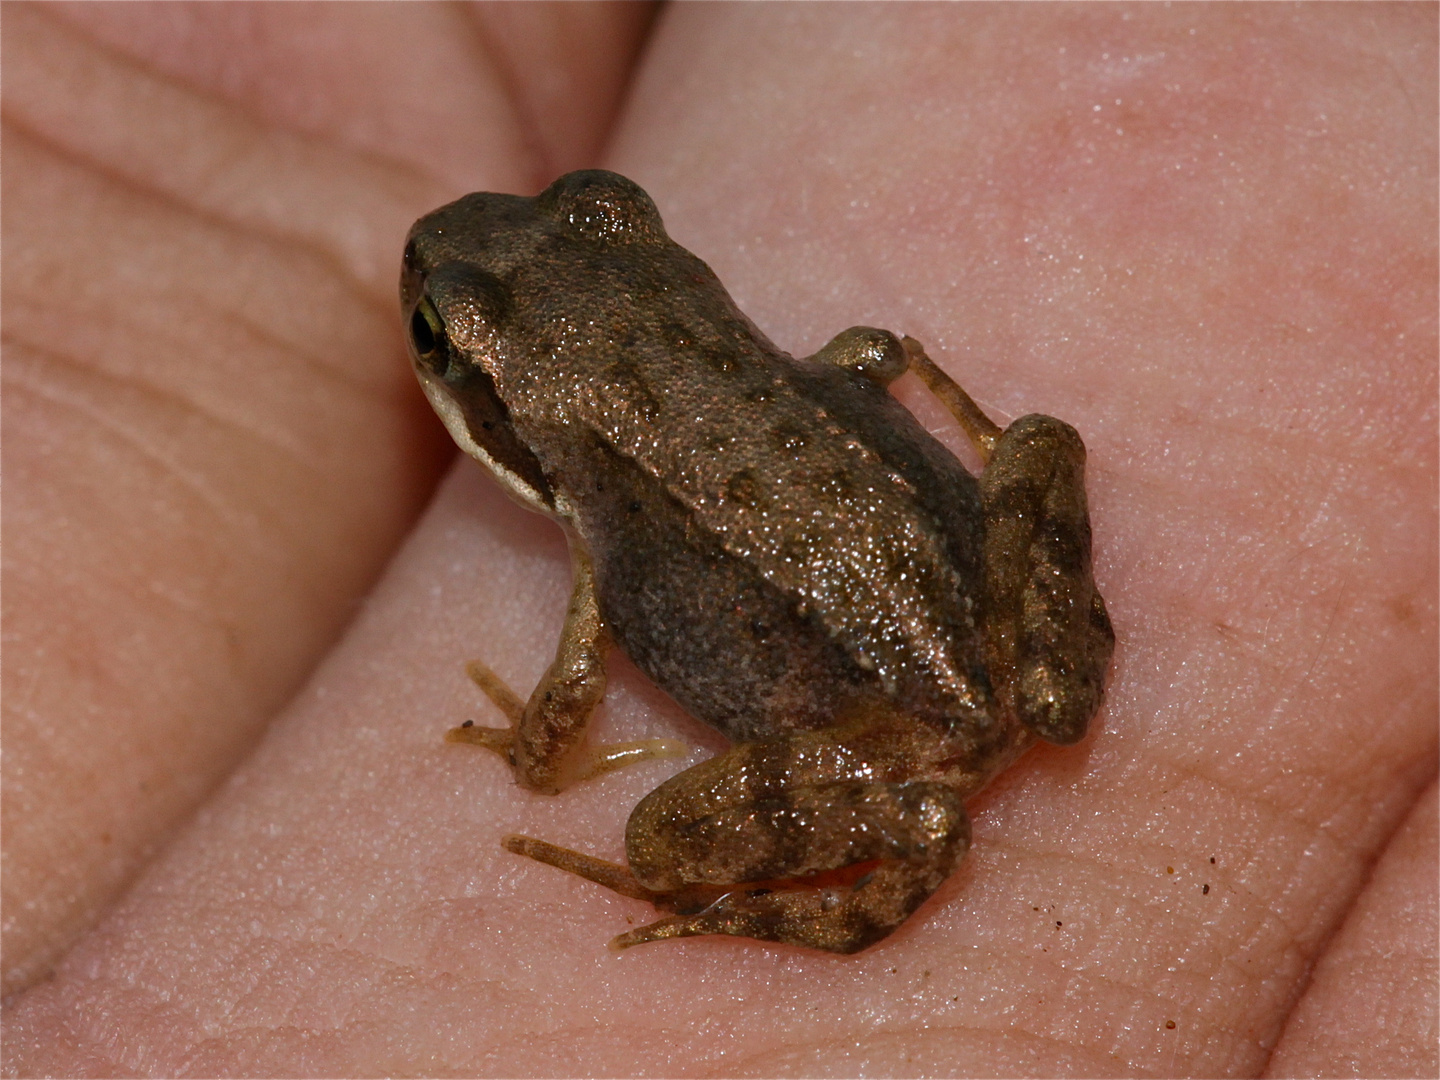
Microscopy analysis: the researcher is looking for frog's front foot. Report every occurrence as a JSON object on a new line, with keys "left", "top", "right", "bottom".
{"left": 445, "top": 659, "right": 525, "bottom": 763}
{"left": 447, "top": 720, "right": 518, "bottom": 760}
{"left": 450, "top": 658, "right": 687, "bottom": 789}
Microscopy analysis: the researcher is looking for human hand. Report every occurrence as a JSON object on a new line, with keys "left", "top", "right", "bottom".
{"left": 4, "top": 4, "right": 1434, "bottom": 1076}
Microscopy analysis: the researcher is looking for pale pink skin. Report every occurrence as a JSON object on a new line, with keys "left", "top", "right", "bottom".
{"left": 3, "top": 3, "right": 1435, "bottom": 1076}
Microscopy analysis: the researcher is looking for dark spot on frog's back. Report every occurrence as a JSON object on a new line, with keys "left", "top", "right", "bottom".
{"left": 725, "top": 469, "right": 762, "bottom": 508}
{"left": 661, "top": 321, "right": 692, "bottom": 351}
{"left": 699, "top": 345, "right": 738, "bottom": 374}
{"left": 660, "top": 319, "right": 739, "bottom": 375}
{"left": 819, "top": 468, "right": 854, "bottom": 500}
{"left": 774, "top": 422, "right": 809, "bottom": 455}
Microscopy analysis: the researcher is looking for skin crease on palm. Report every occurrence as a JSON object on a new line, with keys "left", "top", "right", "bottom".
{"left": 1, "top": 2, "right": 1434, "bottom": 1077}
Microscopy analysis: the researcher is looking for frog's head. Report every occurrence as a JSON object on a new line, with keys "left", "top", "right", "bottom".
{"left": 400, "top": 171, "right": 675, "bottom": 515}
{"left": 401, "top": 169, "right": 668, "bottom": 313}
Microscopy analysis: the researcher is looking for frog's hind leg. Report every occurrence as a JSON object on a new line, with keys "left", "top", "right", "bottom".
{"left": 621, "top": 786, "right": 969, "bottom": 954}
{"left": 978, "top": 415, "right": 1114, "bottom": 745}
{"left": 503, "top": 781, "right": 969, "bottom": 954}
{"left": 611, "top": 735, "right": 971, "bottom": 954}
{"left": 897, "top": 336, "right": 1113, "bottom": 745}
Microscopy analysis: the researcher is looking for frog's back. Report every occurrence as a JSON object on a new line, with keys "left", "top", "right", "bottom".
{"left": 505, "top": 254, "right": 992, "bottom": 737}
{"left": 448, "top": 174, "right": 994, "bottom": 737}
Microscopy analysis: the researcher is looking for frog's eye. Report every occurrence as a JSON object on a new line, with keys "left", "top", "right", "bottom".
{"left": 410, "top": 297, "right": 451, "bottom": 377}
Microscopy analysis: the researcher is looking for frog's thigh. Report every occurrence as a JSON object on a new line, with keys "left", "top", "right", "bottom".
{"left": 621, "top": 738, "right": 970, "bottom": 953}
{"left": 981, "top": 415, "right": 1114, "bottom": 745}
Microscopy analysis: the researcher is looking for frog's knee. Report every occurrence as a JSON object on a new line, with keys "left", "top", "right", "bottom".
{"left": 989, "top": 414, "right": 1086, "bottom": 483}
{"left": 1017, "top": 661, "right": 1100, "bottom": 745}
{"left": 806, "top": 326, "right": 908, "bottom": 385}
{"left": 623, "top": 781, "right": 690, "bottom": 891}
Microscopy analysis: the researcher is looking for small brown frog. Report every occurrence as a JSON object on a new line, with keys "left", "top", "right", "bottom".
{"left": 401, "top": 170, "right": 1113, "bottom": 954}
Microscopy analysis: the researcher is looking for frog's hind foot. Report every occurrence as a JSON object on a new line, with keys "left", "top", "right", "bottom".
{"left": 502, "top": 834, "right": 659, "bottom": 902}
{"left": 610, "top": 843, "right": 969, "bottom": 955}
{"left": 617, "top": 767, "right": 974, "bottom": 954}
{"left": 611, "top": 888, "right": 881, "bottom": 954}
{"left": 502, "top": 834, "right": 794, "bottom": 948}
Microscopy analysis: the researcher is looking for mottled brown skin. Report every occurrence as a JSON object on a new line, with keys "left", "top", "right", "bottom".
{"left": 401, "top": 170, "right": 1113, "bottom": 953}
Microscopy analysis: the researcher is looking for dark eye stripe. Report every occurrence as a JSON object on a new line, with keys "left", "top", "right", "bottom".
{"left": 410, "top": 299, "right": 450, "bottom": 377}
{"left": 454, "top": 366, "right": 554, "bottom": 508}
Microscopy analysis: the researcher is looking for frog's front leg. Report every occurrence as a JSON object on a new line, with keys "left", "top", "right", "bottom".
{"left": 507, "top": 729, "right": 971, "bottom": 954}
{"left": 448, "top": 540, "right": 685, "bottom": 793}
